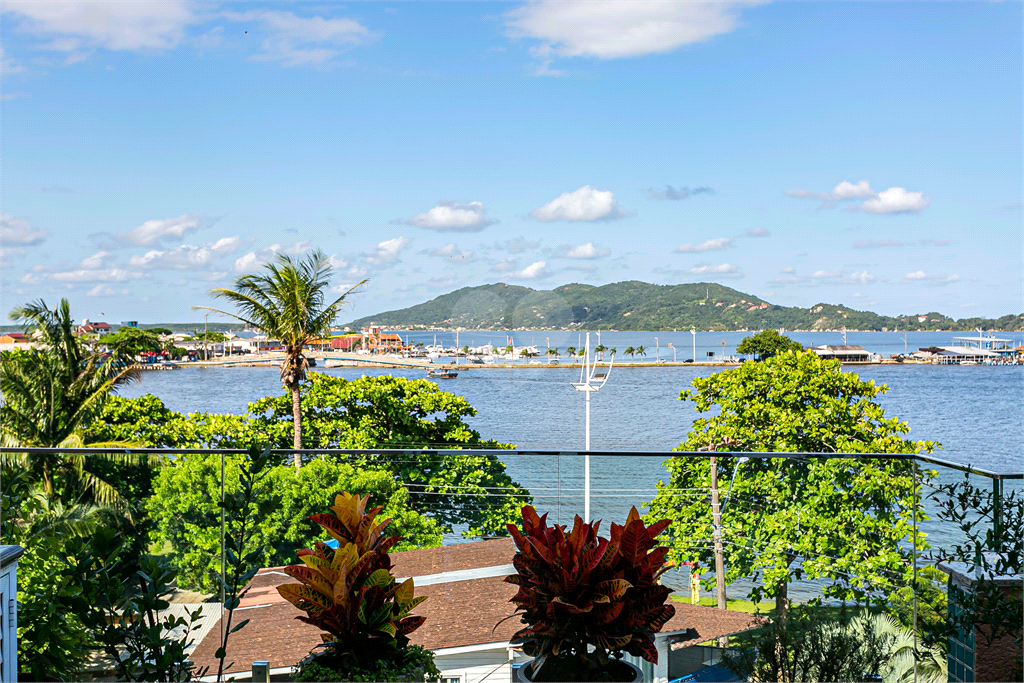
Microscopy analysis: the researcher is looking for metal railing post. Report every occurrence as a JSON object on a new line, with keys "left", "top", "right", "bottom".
{"left": 992, "top": 477, "right": 1003, "bottom": 552}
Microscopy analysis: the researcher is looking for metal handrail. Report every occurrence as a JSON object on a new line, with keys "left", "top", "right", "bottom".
{"left": 2, "top": 447, "right": 1020, "bottom": 479}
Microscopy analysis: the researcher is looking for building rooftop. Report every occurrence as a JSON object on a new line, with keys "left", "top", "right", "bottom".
{"left": 187, "top": 539, "right": 755, "bottom": 677}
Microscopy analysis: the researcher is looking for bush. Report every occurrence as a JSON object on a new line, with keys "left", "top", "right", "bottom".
{"left": 295, "top": 644, "right": 440, "bottom": 682}
{"left": 506, "top": 506, "right": 675, "bottom": 681}
{"left": 148, "top": 454, "right": 441, "bottom": 592}
{"left": 278, "top": 493, "right": 430, "bottom": 676}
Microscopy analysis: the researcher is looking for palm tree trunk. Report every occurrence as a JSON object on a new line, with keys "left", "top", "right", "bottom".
{"left": 291, "top": 383, "right": 302, "bottom": 468}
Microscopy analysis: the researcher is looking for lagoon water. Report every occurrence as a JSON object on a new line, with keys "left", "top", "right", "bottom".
{"left": 120, "top": 331, "right": 1022, "bottom": 597}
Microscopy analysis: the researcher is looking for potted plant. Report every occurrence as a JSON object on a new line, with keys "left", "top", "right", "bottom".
{"left": 277, "top": 492, "right": 440, "bottom": 682}
{"left": 504, "top": 506, "right": 676, "bottom": 682}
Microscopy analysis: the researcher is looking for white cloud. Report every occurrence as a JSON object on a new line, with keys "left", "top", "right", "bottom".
{"left": 507, "top": 260, "right": 550, "bottom": 279}
{"left": 0, "top": 214, "right": 47, "bottom": 245}
{"left": 529, "top": 185, "right": 628, "bottom": 222}
{"left": 674, "top": 237, "right": 732, "bottom": 253}
{"left": 80, "top": 251, "right": 112, "bottom": 269}
{"left": 494, "top": 236, "right": 540, "bottom": 254}
{"left": 859, "top": 187, "right": 930, "bottom": 214}
{"left": 690, "top": 263, "right": 740, "bottom": 277}
{"left": 648, "top": 185, "right": 714, "bottom": 200}
{"left": 554, "top": 242, "right": 610, "bottom": 259}
{"left": 782, "top": 266, "right": 795, "bottom": 273}
{"left": 20, "top": 252, "right": 141, "bottom": 285}
{"left": 405, "top": 201, "right": 495, "bottom": 232}
{"left": 845, "top": 270, "right": 875, "bottom": 284}
{"left": 491, "top": 257, "right": 519, "bottom": 273}
{"left": 786, "top": 180, "right": 874, "bottom": 202}
{"left": 328, "top": 254, "right": 348, "bottom": 269}
{"left": 424, "top": 243, "right": 474, "bottom": 263}
{"left": 748, "top": 227, "right": 769, "bottom": 237}
{"left": 505, "top": 1, "right": 751, "bottom": 60}
{"left": 129, "top": 236, "right": 247, "bottom": 270}
{"left": 3, "top": 0, "right": 194, "bottom": 52}
{"left": 364, "top": 237, "right": 411, "bottom": 264}
{"left": 117, "top": 213, "right": 210, "bottom": 246}
{"left": 904, "top": 271, "right": 959, "bottom": 284}
{"left": 811, "top": 269, "right": 843, "bottom": 279}
{"left": 226, "top": 9, "right": 376, "bottom": 66}
{"left": 427, "top": 273, "right": 461, "bottom": 290}
{"left": 233, "top": 241, "right": 312, "bottom": 272}
{"left": 786, "top": 180, "right": 929, "bottom": 214}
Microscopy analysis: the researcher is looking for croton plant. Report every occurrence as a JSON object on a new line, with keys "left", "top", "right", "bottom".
{"left": 277, "top": 492, "right": 428, "bottom": 670}
{"left": 505, "top": 505, "right": 676, "bottom": 677}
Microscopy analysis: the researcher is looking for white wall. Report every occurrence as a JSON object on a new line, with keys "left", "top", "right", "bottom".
{"left": 434, "top": 644, "right": 516, "bottom": 683}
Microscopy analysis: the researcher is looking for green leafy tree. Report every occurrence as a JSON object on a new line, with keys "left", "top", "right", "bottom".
{"left": 635, "top": 344, "right": 646, "bottom": 362}
{"left": 148, "top": 451, "right": 442, "bottom": 592}
{"left": 196, "top": 249, "right": 364, "bottom": 463}
{"left": 647, "top": 351, "right": 936, "bottom": 622}
{"left": 736, "top": 329, "right": 804, "bottom": 359}
{"left": 624, "top": 346, "right": 635, "bottom": 363}
{"left": 3, "top": 471, "right": 98, "bottom": 680}
{"left": 246, "top": 373, "right": 531, "bottom": 537}
{"left": 545, "top": 347, "right": 558, "bottom": 358}
{"left": 103, "top": 326, "right": 163, "bottom": 356}
{"left": 566, "top": 346, "right": 576, "bottom": 359}
{"left": 723, "top": 606, "right": 896, "bottom": 683}
{"left": 1, "top": 299, "right": 148, "bottom": 509}
{"left": 594, "top": 344, "right": 606, "bottom": 359}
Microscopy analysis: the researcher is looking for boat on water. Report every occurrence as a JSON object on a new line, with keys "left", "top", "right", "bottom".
{"left": 427, "top": 366, "right": 459, "bottom": 379}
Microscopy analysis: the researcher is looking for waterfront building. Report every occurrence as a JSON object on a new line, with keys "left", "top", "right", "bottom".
{"left": 810, "top": 345, "right": 876, "bottom": 363}
{"left": 929, "top": 333, "right": 1017, "bottom": 364}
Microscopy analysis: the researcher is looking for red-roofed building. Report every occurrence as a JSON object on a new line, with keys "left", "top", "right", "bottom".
{"left": 76, "top": 321, "right": 112, "bottom": 336}
{"left": 188, "top": 539, "right": 755, "bottom": 683}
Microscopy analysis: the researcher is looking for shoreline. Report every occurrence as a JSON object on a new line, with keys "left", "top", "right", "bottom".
{"left": 181, "top": 357, "right": 1012, "bottom": 370}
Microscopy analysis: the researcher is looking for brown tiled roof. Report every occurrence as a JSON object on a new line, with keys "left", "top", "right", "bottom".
{"left": 390, "top": 538, "right": 514, "bottom": 578}
{"left": 665, "top": 602, "right": 758, "bottom": 648}
{"left": 188, "top": 540, "right": 756, "bottom": 676}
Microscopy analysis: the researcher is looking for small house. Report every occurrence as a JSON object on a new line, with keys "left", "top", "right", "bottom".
{"left": 188, "top": 539, "right": 755, "bottom": 683}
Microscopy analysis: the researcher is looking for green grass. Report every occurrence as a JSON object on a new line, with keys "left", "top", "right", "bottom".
{"left": 672, "top": 594, "right": 776, "bottom": 615}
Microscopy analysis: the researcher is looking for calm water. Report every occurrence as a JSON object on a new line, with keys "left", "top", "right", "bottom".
{"left": 120, "top": 331, "right": 1023, "bottom": 598}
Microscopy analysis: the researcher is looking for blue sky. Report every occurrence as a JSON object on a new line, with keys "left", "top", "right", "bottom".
{"left": 2, "top": 1, "right": 1021, "bottom": 324}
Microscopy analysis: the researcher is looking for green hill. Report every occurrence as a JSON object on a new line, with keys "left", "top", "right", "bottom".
{"left": 346, "top": 281, "right": 1024, "bottom": 332}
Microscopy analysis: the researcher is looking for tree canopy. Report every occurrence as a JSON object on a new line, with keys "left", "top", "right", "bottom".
{"left": 735, "top": 329, "right": 804, "bottom": 359}
{"left": 90, "top": 373, "right": 531, "bottom": 538}
{"left": 647, "top": 351, "right": 936, "bottom": 616}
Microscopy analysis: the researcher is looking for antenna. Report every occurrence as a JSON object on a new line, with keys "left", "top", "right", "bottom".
{"left": 571, "top": 332, "right": 615, "bottom": 522}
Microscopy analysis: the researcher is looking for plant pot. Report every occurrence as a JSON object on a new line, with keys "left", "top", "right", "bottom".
{"left": 516, "top": 656, "right": 643, "bottom": 683}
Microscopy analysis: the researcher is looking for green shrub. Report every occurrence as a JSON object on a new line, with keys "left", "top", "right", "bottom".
{"left": 294, "top": 644, "right": 440, "bottom": 682}
{"left": 148, "top": 454, "right": 442, "bottom": 592}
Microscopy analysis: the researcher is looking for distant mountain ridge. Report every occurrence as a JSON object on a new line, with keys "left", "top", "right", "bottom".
{"left": 346, "top": 281, "right": 1024, "bottom": 332}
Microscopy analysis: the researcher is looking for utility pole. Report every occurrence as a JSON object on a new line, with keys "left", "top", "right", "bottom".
{"left": 204, "top": 313, "right": 209, "bottom": 361}
{"left": 707, "top": 440, "right": 730, "bottom": 648}
{"left": 655, "top": 337, "right": 659, "bottom": 362}
{"left": 691, "top": 328, "right": 696, "bottom": 362}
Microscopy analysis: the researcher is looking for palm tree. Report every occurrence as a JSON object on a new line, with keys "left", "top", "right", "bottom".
{"left": 546, "top": 347, "right": 559, "bottom": 358}
{"left": 566, "top": 346, "right": 577, "bottom": 359}
{"left": 624, "top": 346, "right": 635, "bottom": 363}
{"left": 635, "top": 345, "right": 647, "bottom": 363}
{"left": 197, "top": 249, "right": 363, "bottom": 466}
{"left": 594, "top": 344, "right": 606, "bottom": 360}
{"left": 0, "top": 299, "right": 144, "bottom": 509}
